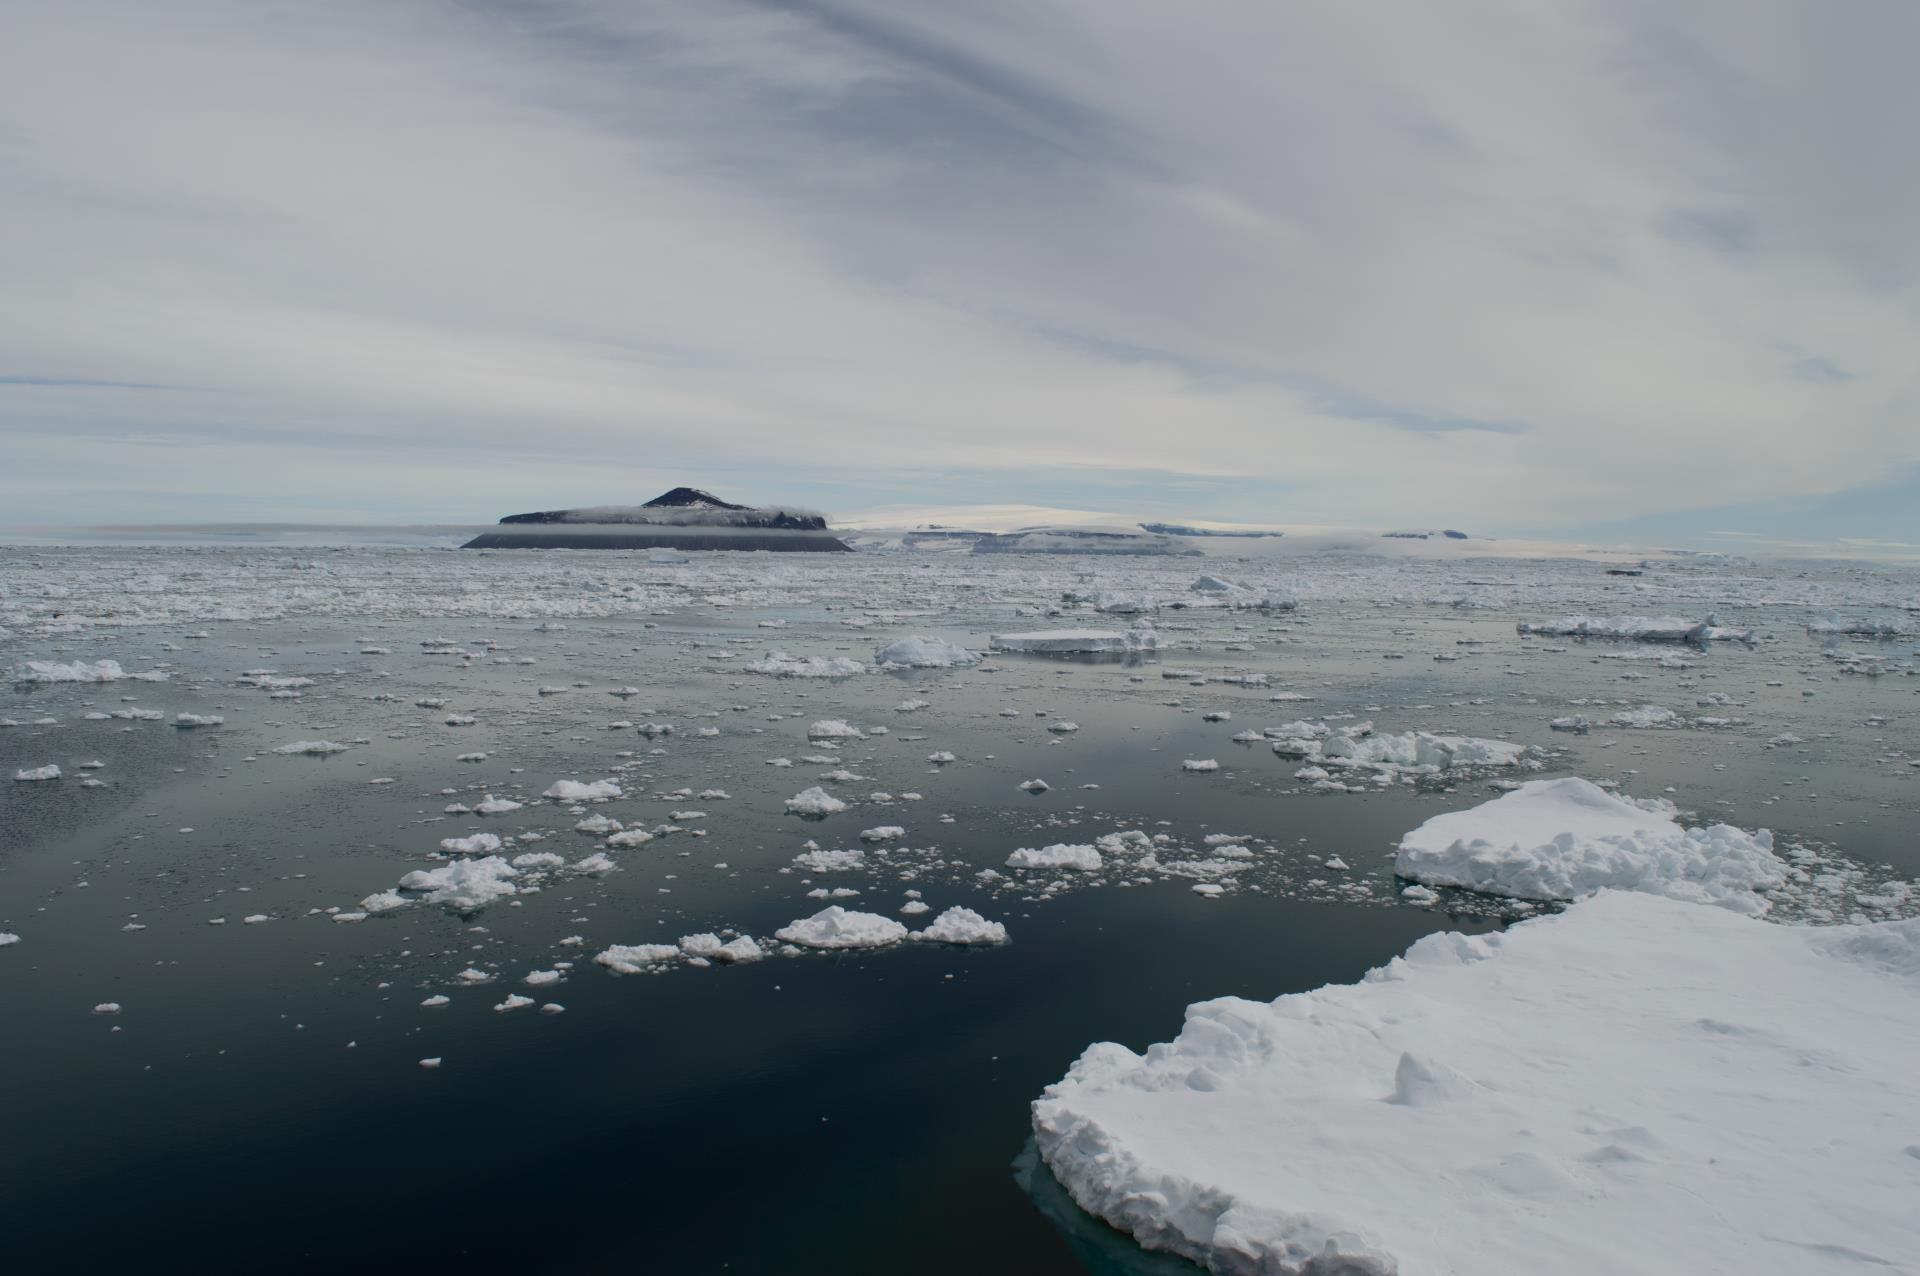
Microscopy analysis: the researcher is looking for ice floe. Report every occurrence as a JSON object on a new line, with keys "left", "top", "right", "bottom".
{"left": 745, "top": 651, "right": 866, "bottom": 678}
{"left": 774, "top": 906, "right": 909, "bottom": 949}
{"left": 874, "top": 636, "right": 980, "bottom": 668}
{"left": 1396, "top": 777, "right": 1784, "bottom": 913}
{"left": 1033, "top": 890, "right": 1920, "bottom": 1276}
{"left": 989, "top": 626, "right": 1160, "bottom": 654}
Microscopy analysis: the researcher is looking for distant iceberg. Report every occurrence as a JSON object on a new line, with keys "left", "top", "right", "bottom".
{"left": 972, "top": 525, "right": 1197, "bottom": 556}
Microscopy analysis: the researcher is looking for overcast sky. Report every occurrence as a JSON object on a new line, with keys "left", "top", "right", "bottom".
{"left": 2, "top": 1, "right": 1915, "bottom": 544}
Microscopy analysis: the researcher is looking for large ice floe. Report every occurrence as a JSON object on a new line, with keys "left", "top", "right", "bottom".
{"left": 9, "top": 658, "right": 170, "bottom": 683}
{"left": 1516, "top": 614, "right": 1754, "bottom": 643}
{"left": 1033, "top": 890, "right": 1920, "bottom": 1276}
{"left": 990, "top": 625, "right": 1161, "bottom": 654}
{"left": 395, "top": 856, "right": 520, "bottom": 911}
{"left": 1267, "top": 720, "right": 1529, "bottom": 788}
{"left": 1396, "top": 777, "right": 1785, "bottom": 914}
{"left": 774, "top": 906, "right": 909, "bottom": 949}
{"left": 873, "top": 636, "right": 980, "bottom": 668}
{"left": 744, "top": 651, "right": 867, "bottom": 678}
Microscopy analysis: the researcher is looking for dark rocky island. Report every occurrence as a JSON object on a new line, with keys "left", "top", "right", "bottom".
{"left": 463, "top": 487, "right": 853, "bottom": 551}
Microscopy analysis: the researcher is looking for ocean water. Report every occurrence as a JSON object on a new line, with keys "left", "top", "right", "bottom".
{"left": 2, "top": 545, "right": 1916, "bottom": 1271}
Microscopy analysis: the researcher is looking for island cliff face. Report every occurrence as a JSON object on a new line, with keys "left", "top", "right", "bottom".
{"left": 462, "top": 488, "right": 852, "bottom": 551}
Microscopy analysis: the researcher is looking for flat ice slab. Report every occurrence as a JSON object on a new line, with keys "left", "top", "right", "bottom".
{"left": 1034, "top": 891, "right": 1920, "bottom": 1276}
{"left": 990, "top": 627, "right": 1160, "bottom": 653}
{"left": 1516, "top": 614, "right": 1753, "bottom": 643}
{"left": 1396, "top": 777, "right": 1784, "bottom": 913}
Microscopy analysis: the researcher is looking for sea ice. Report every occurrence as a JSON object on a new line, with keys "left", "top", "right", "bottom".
{"left": 1007, "top": 844, "right": 1102, "bottom": 872}
{"left": 1396, "top": 777, "right": 1785, "bottom": 913}
{"left": 989, "top": 626, "right": 1160, "bottom": 654}
{"left": 543, "top": 778, "right": 623, "bottom": 801}
{"left": 398, "top": 856, "right": 520, "bottom": 910}
{"left": 785, "top": 786, "right": 849, "bottom": 816}
{"left": 774, "top": 906, "right": 909, "bottom": 949}
{"left": 873, "top": 636, "right": 980, "bottom": 668}
{"left": 1033, "top": 891, "right": 1920, "bottom": 1276}
{"left": 746, "top": 652, "right": 867, "bottom": 678}
{"left": 912, "top": 907, "right": 1008, "bottom": 945}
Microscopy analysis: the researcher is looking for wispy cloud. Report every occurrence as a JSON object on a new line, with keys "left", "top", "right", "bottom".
{"left": 0, "top": 0, "right": 1914, "bottom": 533}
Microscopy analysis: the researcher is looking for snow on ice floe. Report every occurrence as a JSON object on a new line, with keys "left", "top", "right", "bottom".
{"left": 795, "top": 848, "right": 865, "bottom": 871}
{"left": 807, "top": 719, "right": 865, "bottom": 740}
{"left": 1517, "top": 614, "right": 1753, "bottom": 643}
{"left": 173, "top": 713, "right": 223, "bottom": 728}
{"left": 775, "top": 906, "right": 910, "bottom": 949}
{"left": 873, "top": 636, "right": 980, "bottom": 668}
{"left": 1008, "top": 844, "right": 1102, "bottom": 872}
{"left": 543, "top": 778, "right": 623, "bottom": 801}
{"left": 0, "top": 932, "right": 19, "bottom": 946}
{"left": 10, "top": 658, "right": 169, "bottom": 683}
{"left": 786, "top": 786, "right": 849, "bottom": 816}
{"left": 989, "top": 626, "right": 1160, "bottom": 654}
{"left": 745, "top": 651, "right": 867, "bottom": 678}
{"left": 439, "top": 832, "right": 503, "bottom": 855}
{"left": 595, "top": 943, "right": 682, "bottom": 973}
{"left": 1268, "top": 721, "right": 1527, "bottom": 785}
{"left": 271, "top": 740, "right": 350, "bottom": 756}
{"left": 1396, "top": 777, "right": 1784, "bottom": 914}
{"left": 15, "top": 764, "right": 61, "bottom": 782}
{"left": 1032, "top": 890, "right": 1920, "bottom": 1276}
{"left": 911, "top": 907, "right": 1008, "bottom": 945}
{"left": 397, "top": 856, "right": 520, "bottom": 910}
{"left": 1608, "top": 704, "right": 1683, "bottom": 728}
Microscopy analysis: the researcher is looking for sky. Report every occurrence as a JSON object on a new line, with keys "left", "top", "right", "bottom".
{"left": 1, "top": 1, "right": 1916, "bottom": 547}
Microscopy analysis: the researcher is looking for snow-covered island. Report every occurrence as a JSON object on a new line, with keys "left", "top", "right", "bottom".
{"left": 462, "top": 486, "right": 853, "bottom": 551}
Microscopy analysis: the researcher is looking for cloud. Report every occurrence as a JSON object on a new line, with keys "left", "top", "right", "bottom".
{"left": 0, "top": 0, "right": 1915, "bottom": 531}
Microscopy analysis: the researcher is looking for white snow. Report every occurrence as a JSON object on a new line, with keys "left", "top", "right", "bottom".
{"left": 715, "top": 935, "right": 764, "bottom": 963}
{"left": 594, "top": 943, "right": 681, "bottom": 973}
{"left": 1396, "top": 777, "right": 1785, "bottom": 914}
{"left": 1517, "top": 614, "right": 1753, "bottom": 643}
{"left": 1007, "top": 844, "right": 1103, "bottom": 872}
{"left": 774, "top": 906, "right": 909, "bottom": 949}
{"left": 1609, "top": 704, "right": 1682, "bottom": 728}
{"left": 271, "top": 740, "right": 350, "bottom": 755}
{"left": 989, "top": 626, "right": 1160, "bottom": 653}
{"left": 795, "top": 848, "right": 865, "bottom": 871}
{"left": 15, "top": 764, "right": 61, "bottom": 782}
{"left": 438, "top": 832, "right": 503, "bottom": 855}
{"left": 807, "top": 719, "right": 866, "bottom": 740}
{"left": 745, "top": 651, "right": 867, "bottom": 678}
{"left": 912, "top": 907, "right": 1008, "bottom": 945}
{"left": 11, "top": 658, "right": 167, "bottom": 683}
{"left": 874, "top": 636, "right": 980, "bottom": 668}
{"left": 785, "top": 785, "right": 849, "bottom": 815}
{"left": 397, "top": 856, "right": 519, "bottom": 910}
{"left": 543, "top": 778, "right": 623, "bottom": 801}
{"left": 173, "top": 713, "right": 224, "bottom": 728}
{"left": 1034, "top": 890, "right": 1920, "bottom": 1276}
